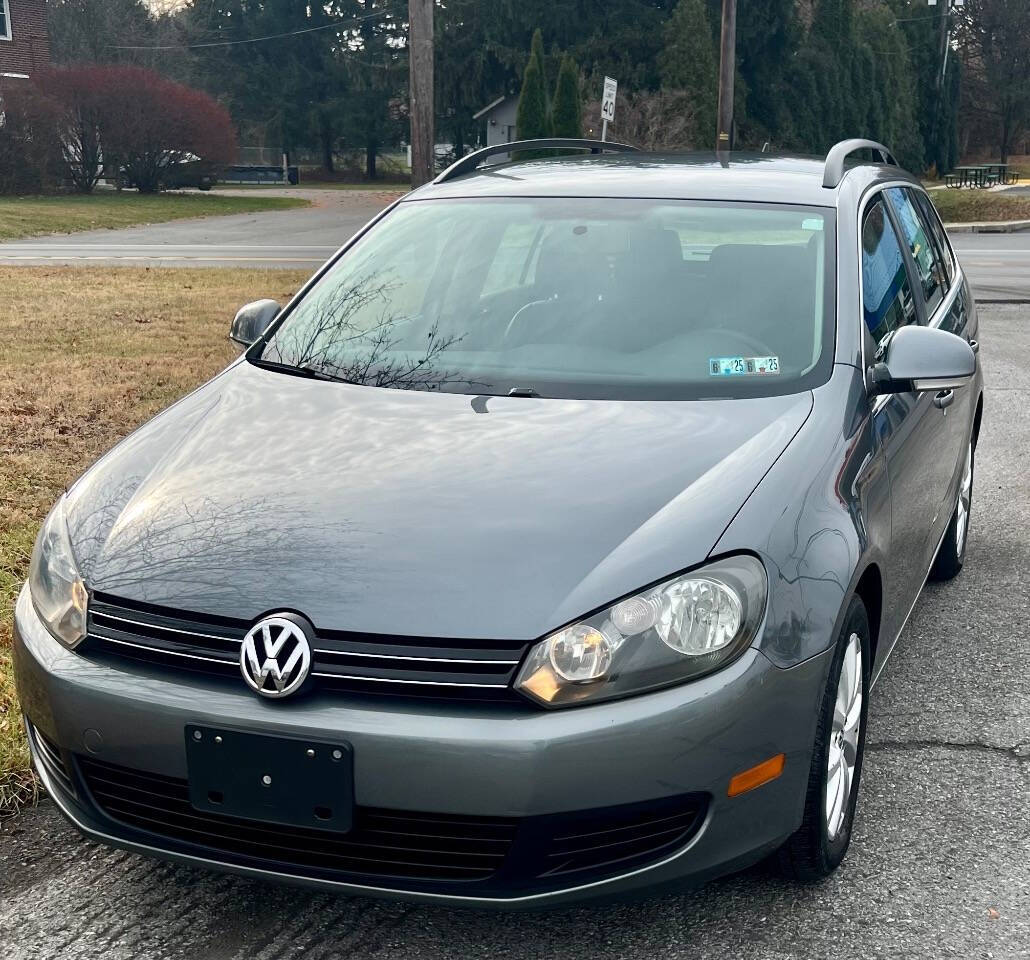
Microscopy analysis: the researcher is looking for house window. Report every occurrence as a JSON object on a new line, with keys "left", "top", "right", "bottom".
{"left": 0, "top": 0, "right": 12, "bottom": 41}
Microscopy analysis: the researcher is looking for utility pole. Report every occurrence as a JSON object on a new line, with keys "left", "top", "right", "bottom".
{"left": 930, "top": 0, "right": 956, "bottom": 169}
{"left": 715, "top": 0, "right": 736, "bottom": 158}
{"left": 409, "top": 0, "right": 434, "bottom": 188}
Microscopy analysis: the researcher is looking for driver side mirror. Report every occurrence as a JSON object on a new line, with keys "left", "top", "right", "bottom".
{"left": 230, "top": 299, "right": 281, "bottom": 348}
{"left": 869, "top": 325, "right": 976, "bottom": 396}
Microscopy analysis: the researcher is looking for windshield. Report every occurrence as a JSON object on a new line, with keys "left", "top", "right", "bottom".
{"left": 258, "top": 198, "right": 835, "bottom": 400}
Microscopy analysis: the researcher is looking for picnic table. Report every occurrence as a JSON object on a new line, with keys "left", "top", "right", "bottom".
{"left": 984, "top": 162, "right": 1016, "bottom": 184}
{"left": 946, "top": 163, "right": 1015, "bottom": 188}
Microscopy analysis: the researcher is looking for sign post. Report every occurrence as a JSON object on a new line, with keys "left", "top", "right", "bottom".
{"left": 600, "top": 76, "right": 618, "bottom": 142}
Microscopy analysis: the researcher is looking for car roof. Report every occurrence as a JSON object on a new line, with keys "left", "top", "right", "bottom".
{"left": 405, "top": 151, "right": 922, "bottom": 208}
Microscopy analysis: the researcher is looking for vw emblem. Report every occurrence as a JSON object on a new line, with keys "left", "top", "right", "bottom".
{"left": 240, "top": 615, "right": 312, "bottom": 699}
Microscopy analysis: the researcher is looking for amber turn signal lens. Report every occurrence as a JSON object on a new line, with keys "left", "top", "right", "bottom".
{"left": 727, "top": 753, "right": 785, "bottom": 797}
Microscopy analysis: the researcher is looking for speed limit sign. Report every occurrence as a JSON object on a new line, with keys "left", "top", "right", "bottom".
{"left": 601, "top": 77, "right": 618, "bottom": 123}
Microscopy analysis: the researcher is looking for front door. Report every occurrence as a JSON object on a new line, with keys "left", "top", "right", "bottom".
{"left": 884, "top": 186, "right": 970, "bottom": 542}
{"left": 862, "top": 194, "right": 953, "bottom": 634}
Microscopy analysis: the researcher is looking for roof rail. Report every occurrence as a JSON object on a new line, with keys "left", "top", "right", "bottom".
{"left": 434, "top": 138, "right": 640, "bottom": 185}
{"left": 822, "top": 139, "right": 898, "bottom": 189}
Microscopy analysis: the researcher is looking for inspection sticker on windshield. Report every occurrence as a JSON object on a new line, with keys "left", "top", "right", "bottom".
{"left": 709, "top": 356, "right": 781, "bottom": 376}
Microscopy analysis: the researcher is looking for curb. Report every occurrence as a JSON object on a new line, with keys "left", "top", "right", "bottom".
{"left": 944, "top": 219, "right": 1030, "bottom": 234}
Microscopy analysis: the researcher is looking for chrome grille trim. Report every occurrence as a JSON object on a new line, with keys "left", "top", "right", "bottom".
{"left": 91, "top": 609, "right": 243, "bottom": 644}
{"left": 85, "top": 594, "right": 530, "bottom": 703}
{"left": 98, "top": 634, "right": 238, "bottom": 666}
{"left": 311, "top": 672, "right": 510, "bottom": 689}
{"left": 313, "top": 648, "right": 520, "bottom": 665}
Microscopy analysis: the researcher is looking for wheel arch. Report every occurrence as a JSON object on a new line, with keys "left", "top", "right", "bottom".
{"left": 972, "top": 392, "right": 984, "bottom": 450}
{"left": 852, "top": 563, "right": 883, "bottom": 666}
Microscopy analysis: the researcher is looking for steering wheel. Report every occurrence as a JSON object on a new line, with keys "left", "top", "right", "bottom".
{"left": 503, "top": 297, "right": 556, "bottom": 341}
{"left": 690, "top": 327, "right": 776, "bottom": 359}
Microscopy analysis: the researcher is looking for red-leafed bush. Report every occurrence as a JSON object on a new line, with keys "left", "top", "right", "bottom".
{"left": 28, "top": 65, "right": 237, "bottom": 194}
{"left": 0, "top": 81, "right": 65, "bottom": 194}
{"left": 35, "top": 66, "right": 110, "bottom": 193}
{"left": 96, "top": 66, "right": 237, "bottom": 193}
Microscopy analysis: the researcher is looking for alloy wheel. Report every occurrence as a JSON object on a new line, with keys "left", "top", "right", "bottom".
{"left": 826, "top": 632, "right": 863, "bottom": 841}
{"left": 956, "top": 442, "right": 973, "bottom": 558}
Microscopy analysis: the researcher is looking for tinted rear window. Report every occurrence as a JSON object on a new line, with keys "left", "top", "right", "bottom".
{"left": 260, "top": 198, "right": 836, "bottom": 400}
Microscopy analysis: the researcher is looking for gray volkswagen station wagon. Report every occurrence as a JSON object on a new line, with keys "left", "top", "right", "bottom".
{"left": 15, "top": 138, "right": 982, "bottom": 907}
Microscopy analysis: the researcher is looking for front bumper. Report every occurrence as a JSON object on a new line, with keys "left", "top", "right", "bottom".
{"left": 14, "top": 584, "right": 832, "bottom": 907}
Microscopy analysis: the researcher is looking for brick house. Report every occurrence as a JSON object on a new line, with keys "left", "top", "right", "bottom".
{"left": 0, "top": 0, "right": 50, "bottom": 81}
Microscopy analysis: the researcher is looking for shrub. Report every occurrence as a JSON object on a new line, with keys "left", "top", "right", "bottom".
{"left": 35, "top": 66, "right": 108, "bottom": 193}
{"left": 0, "top": 81, "right": 64, "bottom": 194}
{"left": 584, "top": 89, "right": 702, "bottom": 151}
{"left": 29, "top": 65, "right": 237, "bottom": 194}
{"left": 97, "top": 66, "right": 237, "bottom": 193}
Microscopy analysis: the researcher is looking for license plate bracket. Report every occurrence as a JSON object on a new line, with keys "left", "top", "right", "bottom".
{"left": 185, "top": 725, "right": 353, "bottom": 833}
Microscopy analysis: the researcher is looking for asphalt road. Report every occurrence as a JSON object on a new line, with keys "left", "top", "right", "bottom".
{"left": 0, "top": 190, "right": 1027, "bottom": 302}
{"left": 950, "top": 232, "right": 1030, "bottom": 302}
{"left": 0, "top": 189, "right": 383, "bottom": 269}
{"left": 1, "top": 303, "right": 1027, "bottom": 959}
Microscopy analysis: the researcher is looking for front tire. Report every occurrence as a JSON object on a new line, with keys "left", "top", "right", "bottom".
{"left": 930, "top": 439, "right": 973, "bottom": 582}
{"left": 778, "top": 596, "right": 870, "bottom": 882}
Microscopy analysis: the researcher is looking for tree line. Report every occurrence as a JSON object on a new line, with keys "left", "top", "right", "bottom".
{"left": 2, "top": 0, "right": 1026, "bottom": 193}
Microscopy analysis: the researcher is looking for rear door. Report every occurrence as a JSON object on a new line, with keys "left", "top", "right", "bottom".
{"left": 912, "top": 186, "right": 980, "bottom": 439}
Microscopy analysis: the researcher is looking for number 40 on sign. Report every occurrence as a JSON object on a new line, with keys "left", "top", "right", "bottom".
{"left": 601, "top": 77, "right": 617, "bottom": 141}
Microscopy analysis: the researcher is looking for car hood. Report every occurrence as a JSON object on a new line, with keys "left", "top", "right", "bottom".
{"left": 66, "top": 361, "right": 812, "bottom": 640}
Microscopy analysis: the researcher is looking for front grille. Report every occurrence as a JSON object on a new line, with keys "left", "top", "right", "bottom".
{"left": 77, "top": 755, "right": 708, "bottom": 895}
{"left": 85, "top": 594, "right": 530, "bottom": 704}
{"left": 79, "top": 756, "right": 518, "bottom": 883}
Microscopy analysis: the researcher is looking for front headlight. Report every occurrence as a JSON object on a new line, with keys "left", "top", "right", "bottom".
{"left": 28, "top": 498, "right": 88, "bottom": 649}
{"left": 515, "top": 555, "right": 767, "bottom": 708}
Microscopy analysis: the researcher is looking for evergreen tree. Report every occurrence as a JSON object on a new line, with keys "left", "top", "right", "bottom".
{"left": 515, "top": 29, "right": 550, "bottom": 155}
{"left": 529, "top": 28, "right": 552, "bottom": 114}
{"left": 660, "top": 0, "right": 717, "bottom": 147}
{"left": 551, "top": 54, "right": 582, "bottom": 140}
{"left": 724, "top": 0, "right": 799, "bottom": 141}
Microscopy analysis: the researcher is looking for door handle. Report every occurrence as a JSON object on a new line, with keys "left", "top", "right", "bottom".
{"left": 934, "top": 389, "right": 955, "bottom": 409}
{"left": 968, "top": 338, "right": 979, "bottom": 355}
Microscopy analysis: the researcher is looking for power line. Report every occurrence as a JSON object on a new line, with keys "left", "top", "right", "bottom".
{"left": 109, "top": 6, "right": 399, "bottom": 51}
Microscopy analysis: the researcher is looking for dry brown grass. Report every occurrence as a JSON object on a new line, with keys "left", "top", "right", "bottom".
{"left": 931, "top": 189, "right": 1030, "bottom": 224}
{"left": 0, "top": 266, "right": 310, "bottom": 815}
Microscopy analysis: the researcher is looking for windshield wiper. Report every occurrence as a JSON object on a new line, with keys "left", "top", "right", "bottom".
{"left": 248, "top": 357, "right": 348, "bottom": 383}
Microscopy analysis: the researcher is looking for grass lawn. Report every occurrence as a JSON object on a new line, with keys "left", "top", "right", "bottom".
{"left": 0, "top": 193, "right": 310, "bottom": 242}
{"left": 0, "top": 266, "right": 311, "bottom": 816}
{"left": 930, "top": 189, "right": 1030, "bottom": 224}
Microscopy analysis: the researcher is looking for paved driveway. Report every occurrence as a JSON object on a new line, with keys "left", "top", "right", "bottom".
{"left": 0, "top": 189, "right": 398, "bottom": 268}
{"left": 1, "top": 304, "right": 1027, "bottom": 959}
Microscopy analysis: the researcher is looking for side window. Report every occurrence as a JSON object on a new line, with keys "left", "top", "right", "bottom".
{"left": 913, "top": 189, "right": 954, "bottom": 287}
{"left": 862, "top": 197, "right": 918, "bottom": 346}
{"left": 886, "top": 186, "right": 943, "bottom": 315}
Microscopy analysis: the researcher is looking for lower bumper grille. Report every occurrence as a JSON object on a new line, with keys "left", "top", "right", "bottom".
{"left": 79, "top": 756, "right": 516, "bottom": 883}
{"left": 28, "top": 722, "right": 75, "bottom": 798}
{"left": 77, "top": 756, "right": 707, "bottom": 895}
